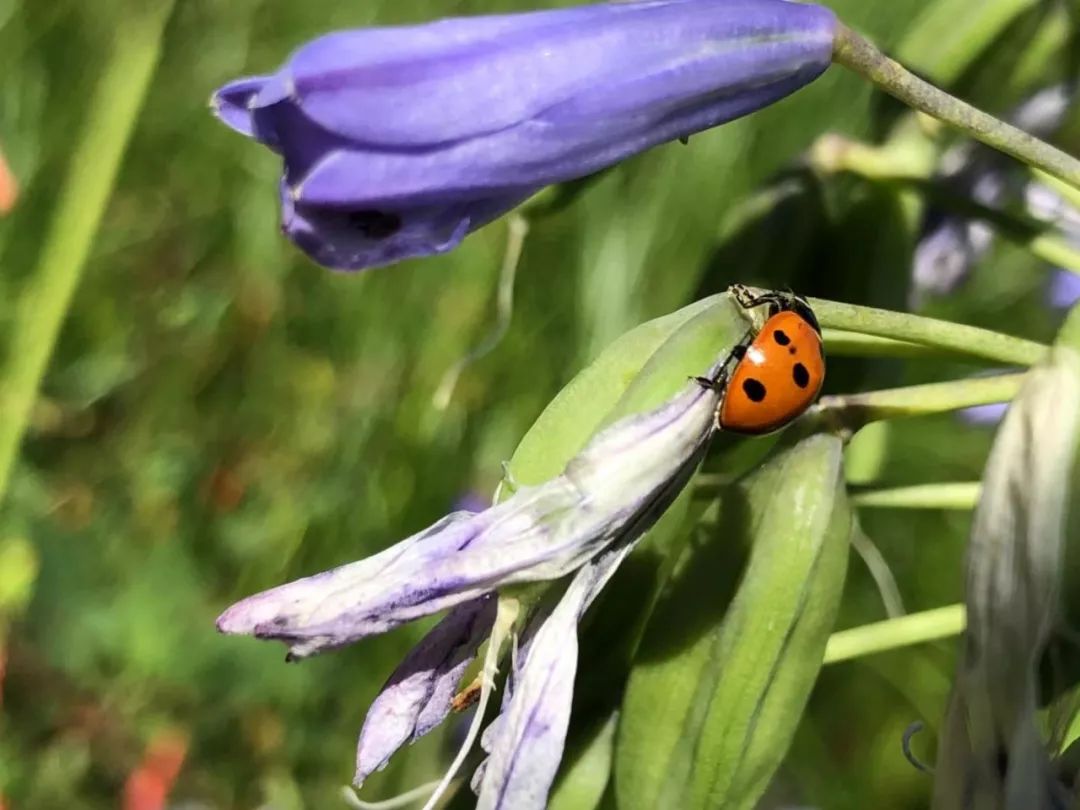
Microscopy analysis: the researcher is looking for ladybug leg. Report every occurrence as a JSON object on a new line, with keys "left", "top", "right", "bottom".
{"left": 690, "top": 331, "right": 752, "bottom": 391}
{"left": 692, "top": 372, "right": 725, "bottom": 391}
{"left": 729, "top": 283, "right": 790, "bottom": 314}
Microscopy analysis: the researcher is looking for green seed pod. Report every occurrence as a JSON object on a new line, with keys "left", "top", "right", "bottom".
{"left": 614, "top": 433, "right": 850, "bottom": 810}
{"left": 505, "top": 291, "right": 739, "bottom": 488}
{"left": 933, "top": 307, "right": 1080, "bottom": 810}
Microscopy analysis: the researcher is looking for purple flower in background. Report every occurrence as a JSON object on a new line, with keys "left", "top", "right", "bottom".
{"left": 1048, "top": 270, "right": 1080, "bottom": 310}
{"left": 211, "top": 0, "right": 837, "bottom": 271}
{"left": 217, "top": 369, "right": 722, "bottom": 809}
{"left": 912, "top": 84, "right": 1075, "bottom": 302}
{"left": 959, "top": 401, "right": 1010, "bottom": 427}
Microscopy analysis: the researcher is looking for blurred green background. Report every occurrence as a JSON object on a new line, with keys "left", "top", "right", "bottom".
{"left": 1, "top": 0, "right": 1078, "bottom": 807}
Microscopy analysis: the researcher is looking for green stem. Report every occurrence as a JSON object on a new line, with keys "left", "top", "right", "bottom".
{"left": 810, "top": 298, "right": 1046, "bottom": 366}
{"left": 809, "top": 373, "right": 1025, "bottom": 433}
{"left": 824, "top": 604, "right": 966, "bottom": 663}
{"left": 1030, "top": 233, "right": 1080, "bottom": 276}
{"left": 0, "top": 2, "right": 174, "bottom": 506}
{"left": 850, "top": 482, "right": 982, "bottom": 510}
{"left": 810, "top": 140, "right": 1080, "bottom": 275}
{"left": 823, "top": 329, "right": 968, "bottom": 359}
{"left": 832, "top": 23, "right": 1080, "bottom": 190}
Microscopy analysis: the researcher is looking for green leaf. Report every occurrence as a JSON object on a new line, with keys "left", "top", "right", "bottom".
{"left": 0, "top": 534, "right": 37, "bottom": 617}
{"left": 894, "top": 0, "right": 1038, "bottom": 85}
{"left": 614, "top": 434, "right": 851, "bottom": 810}
{"left": 506, "top": 292, "right": 742, "bottom": 487}
{"left": 549, "top": 712, "right": 619, "bottom": 810}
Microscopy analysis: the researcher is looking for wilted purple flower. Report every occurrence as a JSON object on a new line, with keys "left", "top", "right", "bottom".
{"left": 211, "top": 0, "right": 837, "bottom": 271}
{"left": 934, "top": 344, "right": 1080, "bottom": 809}
{"left": 217, "top": 369, "right": 722, "bottom": 808}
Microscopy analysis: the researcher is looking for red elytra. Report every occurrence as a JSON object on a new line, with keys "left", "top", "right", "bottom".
{"left": 714, "top": 289, "right": 825, "bottom": 435}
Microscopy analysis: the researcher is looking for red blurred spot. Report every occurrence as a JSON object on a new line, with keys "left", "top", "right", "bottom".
{"left": 201, "top": 463, "right": 247, "bottom": 513}
{"left": 0, "top": 149, "right": 17, "bottom": 216}
{"left": 122, "top": 730, "right": 188, "bottom": 810}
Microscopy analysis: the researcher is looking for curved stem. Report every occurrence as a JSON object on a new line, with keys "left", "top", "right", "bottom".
{"left": 823, "top": 329, "right": 965, "bottom": 359}
{"left": 344, "top": 781, "right": 443, "bottom": 810}
{"left": 810, "top": 298, "right": 1046, "bottom": 367}
{"left": 432, "top": 214, "right": 528, "bottom": 412}
{"left": 824, "top": 604, "right": 966, "bottom": 664}
{"left": 850, "top": 528, "right": 905, "bottom": 618}
{"left": 832, "top": 23, "right": 1080, "bottom": 190}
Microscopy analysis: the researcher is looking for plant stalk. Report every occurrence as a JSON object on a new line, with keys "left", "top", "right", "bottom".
{"left": 833, "top": 22, "right": 1080, "bottom": 190}
{"left": 0, "top": 2, "right": 174, "bottom": 506}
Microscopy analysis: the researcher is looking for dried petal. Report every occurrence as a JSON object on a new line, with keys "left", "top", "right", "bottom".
{"left": 354, "top": 596, "right": 496, "bottom": 785}
{"left": 934, "top": 339, "right": 1080, "bottom": 810}
{"left": 476, "top": 544, "right": 635, "bottom": 810}
{"left": 217, "top": 377, "right": 719, "bottom": 659}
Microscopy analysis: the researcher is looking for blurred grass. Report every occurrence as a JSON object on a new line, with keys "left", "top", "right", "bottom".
{"left": 0, "top": 0, "right": 1077, "bottom": 808}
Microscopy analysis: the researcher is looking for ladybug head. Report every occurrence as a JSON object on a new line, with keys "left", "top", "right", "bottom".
{"left": 788, "top": 295, "right": 821, "bottom": 335}
{"left": 766, "top": 290, "right": 821, "bottom": 335}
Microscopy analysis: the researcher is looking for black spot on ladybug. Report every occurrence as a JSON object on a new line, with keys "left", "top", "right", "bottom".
{"left": 773, "top": 329, "right": 791, "bottom": 346}
{"left": 347, "top": 210, "right": 402, "bottom": 239}
{"left": 788, "top": 347, "right": 797, "bottom": 355}
{"left": 793, "top": 363, "right": 810, "bottom": 389}
{"left": 732, "top": 344, "right": 747, "bottom": 360}
{"left": 742, "top": 378, "right": 767, "bottom": 402}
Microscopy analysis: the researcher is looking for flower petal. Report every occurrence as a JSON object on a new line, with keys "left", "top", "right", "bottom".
{"left": 476, "top": 544, "right": 634, "bottom": 810}
{"left": 281, "top": 181, "right": 532, "bottom": 271}
{"left": 215, "top": 510, "right": 485, "bottom": 656}
{"left": 935, "top": 341, "right": 1080, "bottom": 807}
{"left": 291, "top": 70, "right": 823, "bottom": 207}
{"left": 282, "top": 5, "right": 605, "bottom": 146}
{"left": 354, "top": 596, "right": 496, "bottom": 785}
{"left": 215, "top": 375, "right": 719, "bottom": 657}
{"left": 210, "top": 76, "right": 271, "bottom": 138}
{"left": 284, "top": 0, "right": 834, "bottom": 149}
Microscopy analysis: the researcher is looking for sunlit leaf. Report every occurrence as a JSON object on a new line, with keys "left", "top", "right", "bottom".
{"left": 615, "top": 433, "right": 851, "bottom": 810}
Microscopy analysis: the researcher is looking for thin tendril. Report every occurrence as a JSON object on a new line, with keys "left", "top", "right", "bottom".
{"left": 419, "top": 596, "right": 520, "bottom": 810}
{"left": 342, "top": 781, "right": 442, "bottom": 810}
{"left": 851, "top": 526, "right": 905, "bottom": 619}
{"left": 902, "top": 721, "right": 934, "bottom": 774}
{"left": 432, "top": 215, "right": 528, "bottom": 411}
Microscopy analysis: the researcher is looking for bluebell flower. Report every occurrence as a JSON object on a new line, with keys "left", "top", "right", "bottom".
{"left": 217, "top": 367, "right": 722, "bottom": 809}
{"left": 211, "top": 0, "right": 836, "bottom": 270}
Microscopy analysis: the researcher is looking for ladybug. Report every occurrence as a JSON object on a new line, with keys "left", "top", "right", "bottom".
{"left": 703, "top": 285, "right": 825, "bottom": 435}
